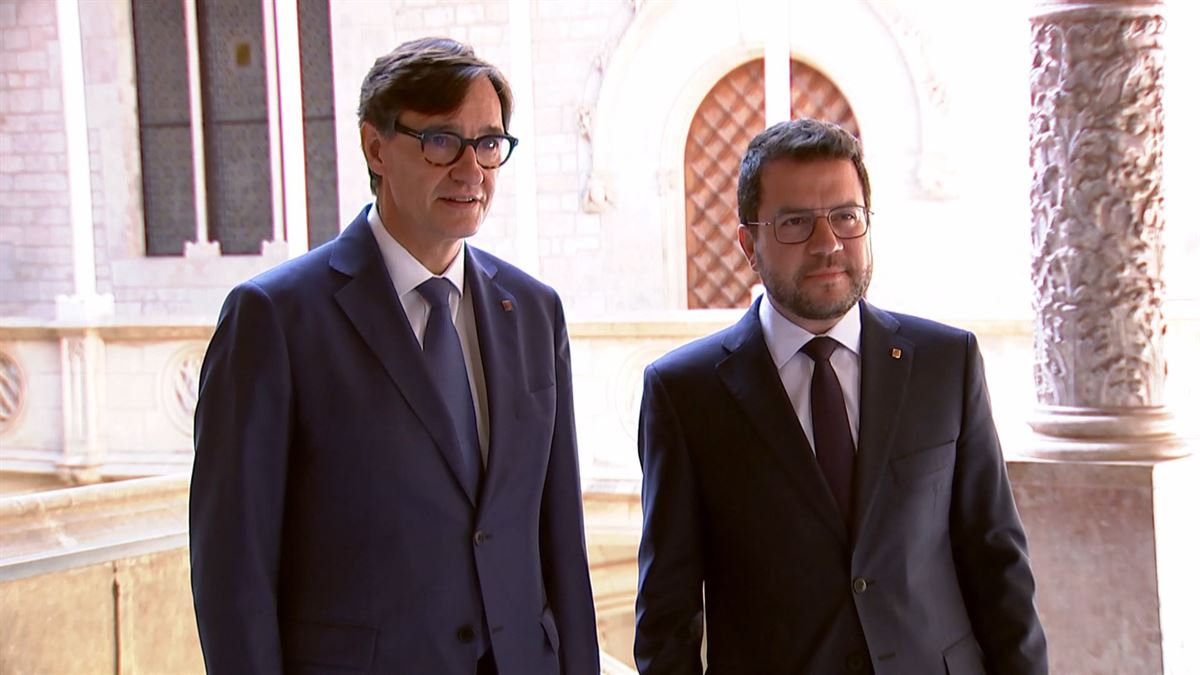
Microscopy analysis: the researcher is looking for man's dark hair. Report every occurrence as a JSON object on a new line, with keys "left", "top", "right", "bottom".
{"left": 736, "top": 118, "right": 870, "bottom": 224}
{"left": 358, "top": 37, "right": 514, "bottom": 195}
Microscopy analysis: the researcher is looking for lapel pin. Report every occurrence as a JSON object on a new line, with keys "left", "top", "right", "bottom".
{"left": 891, "top": 348, "right": 902, "bottom": 359}
{"left": 500, "top": 299, "right": 514, "bottom": 312}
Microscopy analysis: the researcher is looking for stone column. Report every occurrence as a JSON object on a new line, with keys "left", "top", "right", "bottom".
{"left": 52, "top": 0, "right": 111, "bottom": 481}
{"left": 180, "top": 0, "right": 219, "bottom": 258}
{"left": 1018, "top": 3, "right": 1198, "bottom": 674}
{"left": 52, "top": 0, "right": 115, "bottom": 321}
{"left": 271, "top": 0, "right": 309, "bottom": 259}
{"left": 508, "top": 0, "right": 541, "bottom": 275}
{"left": 1027, "top": 0, "right": 1184, "bottom": 460}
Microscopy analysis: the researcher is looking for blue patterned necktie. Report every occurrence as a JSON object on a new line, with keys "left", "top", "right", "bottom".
{"left": 802, "top": 336, "right": 855, "bottom": 527}
{"left": 416, "top": 277, "right": 481, "bottom": 497}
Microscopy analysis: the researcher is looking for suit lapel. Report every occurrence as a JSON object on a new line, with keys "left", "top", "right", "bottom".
{"left": 851, "top": 301, "right": 914, "bottom": 546}
{"left": 463, "top": 246, "right": 519, "bottom": 511}
{"left": 716, "top": 299, "right": 848, "bottom": 545}
{"left": 329, "top": 210, "right": 478, "bottom": 505}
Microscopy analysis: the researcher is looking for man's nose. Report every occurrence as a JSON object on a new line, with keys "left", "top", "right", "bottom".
{"left": 448, "top": 144, "right": 485, "bottom": 184}
{"left": 805, "top": 216, "right": 844, "bottom": 254}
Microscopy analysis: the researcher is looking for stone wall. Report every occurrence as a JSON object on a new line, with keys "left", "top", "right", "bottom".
{"left": 0, "top": 548, "right": 203, "bottom": 675}
{"left": 0, "top": 0, "right": 72, "bottom": 319}
{"left": 3, "top": 0, "right": 1196, "bottom": 323}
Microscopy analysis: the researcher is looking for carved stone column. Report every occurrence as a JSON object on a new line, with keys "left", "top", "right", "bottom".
{"left": 1028, "top": 0, "right": 1185, "bottom": 460}
{"left": 1019, "top": 5, "right": 1199, "bottom": 674}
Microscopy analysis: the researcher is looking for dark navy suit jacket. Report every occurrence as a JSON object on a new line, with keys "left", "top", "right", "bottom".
{"left": 190, "top": 206, "right": 600, "bottom": 674}
{"left": 635, "top": 299, "right": 1048, "bottom": 675}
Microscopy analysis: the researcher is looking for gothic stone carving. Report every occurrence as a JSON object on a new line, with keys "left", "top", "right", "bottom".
{"left": 163, "top": 343, "right": 206, "bottom": 436}
{"left": 865, "top": 0, "right": 959, "bottom": 199}
{"left": 1029, "top": 8, "right": 1166, "bottom": 408}
{"left": 58, "top": 332, "right": 106, "bottom": 482}
{"left": 0, "top": 350, "right": 25, "bottom": 433}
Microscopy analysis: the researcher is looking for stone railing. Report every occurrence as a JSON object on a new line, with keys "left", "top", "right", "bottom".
{"left": 0, "top": 472, "right": 189, "bottom": 581}
{"left": 0, "top": 473, "right": 200, "bottom": 674}
{"left": 0, "top": 474, "right": 644, "bottom": 673}
{"left": 7, "top": 311, "right": 1198, "bottom": 487}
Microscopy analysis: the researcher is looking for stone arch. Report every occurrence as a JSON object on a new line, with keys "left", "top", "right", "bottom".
{"left": 581, "top": 1, "right": 931, "bottom": 310}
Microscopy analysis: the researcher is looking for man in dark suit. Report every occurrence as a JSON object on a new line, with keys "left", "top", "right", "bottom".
{"left": 190, "top": 38, "right": 599, "bottom": 675}
{"left": 635, "top": 119, "right": 1048, "bottom": 674}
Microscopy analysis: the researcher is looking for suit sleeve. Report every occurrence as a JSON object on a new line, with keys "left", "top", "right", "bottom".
{"left": 539, "top": 294, "right": 601, "bottom": 675}
{"left": 949, "top": 332, "right": 1049, "bottom": 674}
{"left": 190, "top": 281, "right": 292, "bottom": 674}
{"left": 634, "top": 364, "right": 705, "bottom": 675}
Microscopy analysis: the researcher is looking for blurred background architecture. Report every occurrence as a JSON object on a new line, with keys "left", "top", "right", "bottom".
{"left": 1, "top": 0, "right": 1198, "bottom": 672}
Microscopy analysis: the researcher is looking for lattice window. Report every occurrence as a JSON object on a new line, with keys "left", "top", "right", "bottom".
{"left": 131, "top": 0, "right": 195, "bottom": 256}
{"left": 131, "top": 0, "right": 338, "bottom": 255}
{"left": 299, "top": 0, "right": 340, "bottom": 248}
{"left": 684, "top": 60, "right": 860, "bottom": 309}
{"left": 197, "top": 0, "right": 273, "bottom": 254}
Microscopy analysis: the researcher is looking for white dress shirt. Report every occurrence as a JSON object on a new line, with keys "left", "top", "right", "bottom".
{"left": 759, "top": 295, "right": 862, "bottom": 453}
{"left": 368, "top": 203, "right": 490, "bottom": 466}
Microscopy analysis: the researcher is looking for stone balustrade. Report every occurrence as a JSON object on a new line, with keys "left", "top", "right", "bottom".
{"left": 0, "top": 472, "right": 643, "bottom": 673}
{"left": 0, "top": 312, "right": 1091, "bottom": 486}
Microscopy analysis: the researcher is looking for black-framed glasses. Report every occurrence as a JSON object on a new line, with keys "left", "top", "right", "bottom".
{"left": 744, "top": 205, "right": 871, "bottom": 244}
{"left": 394, "top": 122, "right": 518, "bottom": 169}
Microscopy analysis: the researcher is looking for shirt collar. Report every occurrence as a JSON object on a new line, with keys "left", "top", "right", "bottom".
{"left": 367, "top": 202, "right": 467, "bottom": 297}
{"left": 758, "top": 291, "right": 862, "bottom": 370}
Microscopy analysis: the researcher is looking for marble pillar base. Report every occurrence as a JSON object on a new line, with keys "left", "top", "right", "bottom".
{"left": 1026, "top": 406, "right": 1188, "bottom": 461}
{"left": 1008, "top": 451, "right": 1199, "bottom": 675}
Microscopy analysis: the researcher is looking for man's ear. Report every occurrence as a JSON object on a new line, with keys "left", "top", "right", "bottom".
{"left": 361, "top": 123, "right": 386, "bottom": 175}
{"left": 737, "top": 225, "right": 758, "bottom": 272}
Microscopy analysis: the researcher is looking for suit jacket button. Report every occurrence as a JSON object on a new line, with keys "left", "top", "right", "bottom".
{"left": 456, "top": 625, "right": 476, "bottom": 643}
{"left": 473, "top": 530, "right": 488, "bottom": 546}
{"left": 846, "top": 651, "right": 866, "bottom": 671}
{"left": 852, "top": 578, "right": 869, "bottom": 594}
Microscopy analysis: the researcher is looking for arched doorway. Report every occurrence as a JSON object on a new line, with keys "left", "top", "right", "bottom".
{"left": 684, "top": 59, "right": 860, "bottom": 309}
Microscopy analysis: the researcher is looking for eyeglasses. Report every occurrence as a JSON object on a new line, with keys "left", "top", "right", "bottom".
{"left": 744, "top": 205, "right": 871, "bottom": 244}
{"left": 393, "top": 122, "right": 519, "bottom": 169}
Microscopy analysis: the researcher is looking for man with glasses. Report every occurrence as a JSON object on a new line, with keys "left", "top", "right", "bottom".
{"left": 191, "top": 37, "right": 599, "bottom": 675}
{"left": 635, "top": 119, "right": 1047, "bottom": 674}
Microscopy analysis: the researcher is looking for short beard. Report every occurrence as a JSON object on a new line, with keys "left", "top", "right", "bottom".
{"left": 757, "top": 251, "right": 872, "bottom": 322}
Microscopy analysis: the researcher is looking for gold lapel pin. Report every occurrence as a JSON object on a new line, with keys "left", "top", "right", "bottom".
{"left": 891, "top": 348, "right": 902, "bottom": 359}
{"left": 501, "top": 299, "right": 514, "bottom": 312}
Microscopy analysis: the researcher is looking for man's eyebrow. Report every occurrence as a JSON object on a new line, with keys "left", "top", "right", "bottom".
{"left": 416, "top": 123, "right": 507, "bottom": 136}
{"left": 775, "top": 200, "right": 861, "bottom": 212}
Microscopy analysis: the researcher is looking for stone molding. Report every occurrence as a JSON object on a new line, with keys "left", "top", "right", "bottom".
{"left": 0, "top": 318, "right": 216, "bottom": 342}
{"left": 579, "top": 0, "right": 643, "bottom": 215}
{"left": 863, "top": 0, "right": 960, "bottom": 199}
{"left": 1027, "top": 405, "right": 1184, "bottom": 460}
